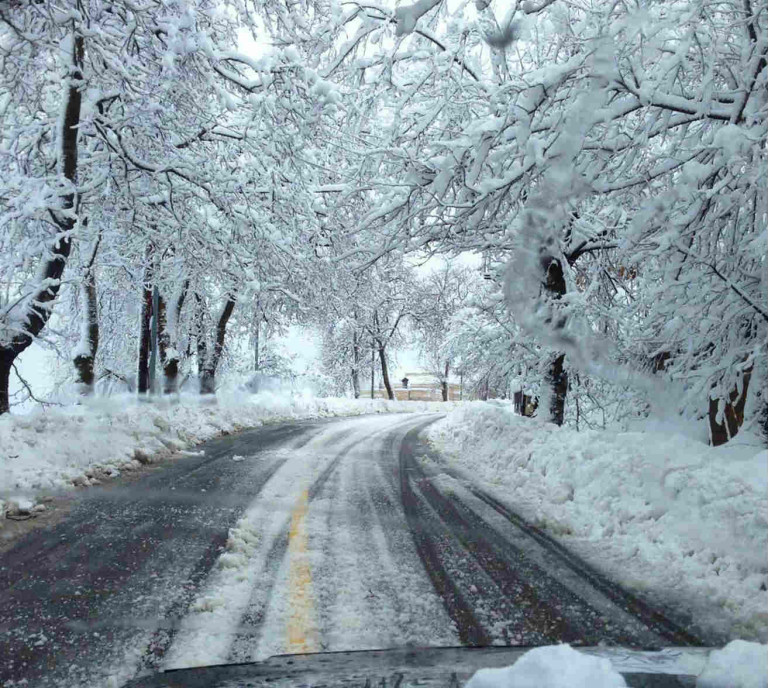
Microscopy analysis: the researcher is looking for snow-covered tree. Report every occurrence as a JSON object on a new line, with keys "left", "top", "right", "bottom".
{"left": 313, "top": 0, "right": 767, "bottom": 440}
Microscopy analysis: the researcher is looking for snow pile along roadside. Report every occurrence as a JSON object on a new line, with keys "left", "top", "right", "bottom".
{"left": 467, "top": 644, "right": 626, "bottom": 688}
{"left": 426, "top": 402, "right": 768, "bottom": 643}
{"left": 0, "top": 393, "right": 456, "bottom": 518}
{"left": 466, "top": 640, "right": 767, "bottom": 688}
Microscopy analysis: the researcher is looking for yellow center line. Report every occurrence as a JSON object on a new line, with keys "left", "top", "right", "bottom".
{"left": 286, "top": 488, "right": 318, "bottom": 653}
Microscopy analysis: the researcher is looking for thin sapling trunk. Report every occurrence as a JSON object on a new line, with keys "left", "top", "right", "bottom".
{"left": 379, "top": 344, "right": 394, "bottom": 400}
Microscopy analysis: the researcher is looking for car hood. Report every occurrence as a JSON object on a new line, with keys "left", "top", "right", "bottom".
{"left": 123, "top": 645, "right": 714, "bottom": 688}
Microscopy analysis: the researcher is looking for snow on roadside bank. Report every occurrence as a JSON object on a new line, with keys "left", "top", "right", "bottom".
{"left": 0, "top": 393, "right": 456, "bottom": 520}
{"left": 466, "top": 641, "right": 768, "bottom": 688}
{"left": 425, "top": 402, "right": 768, "bottom": 643}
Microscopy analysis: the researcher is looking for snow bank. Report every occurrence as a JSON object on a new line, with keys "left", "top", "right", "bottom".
{"left": 426, "top": 403, "right": 768, "bottom": 642}
{"left": 697, "top": 640, "right": 768, "bottom": 688}
{"left": 466, "top": 641, "right": 768, "bottom": 688}
{"left": 468, "top": 645, "right": 626, "bottom": 688}
{"left": 0, "top": 393, "right": 456, "bottom": 519}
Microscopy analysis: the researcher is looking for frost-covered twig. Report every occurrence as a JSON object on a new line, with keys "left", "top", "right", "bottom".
{"left": 11, "top": 363, "right": 61, "bottom": 409}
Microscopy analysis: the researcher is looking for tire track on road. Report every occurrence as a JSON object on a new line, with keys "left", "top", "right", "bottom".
{"left": 138, "top": 450, "right": 296, "bottom": 672}
{"left": 399, "top": 422, "right": 704, "bottom": 649}
{"left": 224, "top": 415, "right": 428, "bottom": 663}
{"left": 447, "top": 472, "right": 705, "bottom": 646}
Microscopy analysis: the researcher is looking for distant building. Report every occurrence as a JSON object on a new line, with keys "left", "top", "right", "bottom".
{"left": 372, "top": 372, "right": 463, "bottom": 401}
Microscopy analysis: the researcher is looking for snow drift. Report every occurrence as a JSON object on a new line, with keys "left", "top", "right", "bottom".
{"left": 426, "top": 402, "right": 768, "bottom": 643}
{"left": 0, "top": 393, "right": 457, "bottom": 519}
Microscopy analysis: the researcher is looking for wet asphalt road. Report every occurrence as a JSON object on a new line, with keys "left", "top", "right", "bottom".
{"left": 0, "top": 413, "right": 701, "bottom": 687}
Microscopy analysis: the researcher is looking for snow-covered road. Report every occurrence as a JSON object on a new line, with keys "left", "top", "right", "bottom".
{"left": 0, "top": 413, "right": 702, "bottom": 688}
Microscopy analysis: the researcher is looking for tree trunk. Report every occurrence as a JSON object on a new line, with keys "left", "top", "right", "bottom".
{"left": 0, "top": 351, "right": 13, "bottom": 416}
{"left": 137, "top": 256, "right": 154, "bottom": 394}
{"left": 73, "top": 264, "right": 99, "bottom": 395}
{"left": 0, "top": 35, "right": 83, "bottom": 415}
{"left": 547, "top": 353, "right": 567, "bottom": 426}
{"left": 379, "top": 345, "right": 394, "bottom": 400}
{"left": 708, "top": 367, "right": 753, "bottom": 446}
{"left": 370, "top": 342, "right": 375, "bottom": 399}
{"left": 196, "top": 294, "right": 208, "bottom": 389}
{"left": 441, "top": 360, "right": 450, "bottom": 401}
{"left": 541, "top": 253, "right": 568, "bottom": 425}
{"left": 351, "top": 330, "right": 361, "bottom": 399}
{"left": 200, "top": 295, "right": 236, "bottom": 395}
{"left": 157, "top": 293, "right": 168, "bottom": 369}
{"left": 254, "top": 319, "right": 260, "bottom": 371}
{"left": 159, "top": 280, "right": 188, "bottom": 394}
{"left": 200, "top": 369, "right": 216, "bottom": 395}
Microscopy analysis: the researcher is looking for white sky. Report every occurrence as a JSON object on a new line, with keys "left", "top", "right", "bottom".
{"left": 278, "top": 252, "right": 481, "bottom": 384}
{"left": 8, "top": 343, "right": 58, "bottom": 413}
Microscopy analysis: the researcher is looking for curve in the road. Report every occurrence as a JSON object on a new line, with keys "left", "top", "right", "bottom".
{"left": 2, "top": 412, "right": 708, "bottom": 688}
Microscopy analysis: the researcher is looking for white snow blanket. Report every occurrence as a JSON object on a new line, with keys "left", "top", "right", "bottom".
{"left": 468, "top": 645, "right": 628, "bottom": 688}
{"left": 0, "top": 393, "right": 456, "bottom": 518}
{"left": 466, "top": 641, "right": 767, "bottom": 688}
{"left": 426, "top": 402, "right": 768, "bottom": 643}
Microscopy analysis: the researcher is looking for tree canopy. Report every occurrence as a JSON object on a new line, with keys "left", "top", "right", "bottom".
{"left": 1, "top": 0, "right": 765, "bottom": 444}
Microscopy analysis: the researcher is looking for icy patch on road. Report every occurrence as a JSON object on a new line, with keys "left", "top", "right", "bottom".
{"left": 0, "top": 393, "right": 458, "bottom": 519}
{"left": 426, "top": 403, "right": 768, "bottom": 642}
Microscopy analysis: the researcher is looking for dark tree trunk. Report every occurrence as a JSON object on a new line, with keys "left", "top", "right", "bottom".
{"left": 200, "top": 295, "right": 236, "bottom": 395}
{"left": 73, "top": 265, "right": 99, "bottom": 395}
{"left": 137, "top": 257, "right": 154, "bottom": 394}
{"left": 254, "top": 320, "right": 260, "bottom": 371}
{"left": 157, "top": 293, "right": 168, "bottom": 368}
{"left": 541, "top": 253, "right": 568, "bottom": 425}
{"left": 158, "top": 280, "right": 188, "bottom": 395}
{"left": 200, "top": 369, "right": 216, "bottom": 395}
{"left": 196, "top": 294, "right": 208, "bottom": 387}
{"left": 547, "top": 353, "right": 568, "bottom": 426}
{"left": 163, "top": 357, "right": 180, "bottom": 394}
{"left": 708, "top": 367, "right": 753, "bottom": 446}
{"left": 0, "top": 35, "right": 83, "bottom": 415}
{"left": 197, "top": 336, "right": 207, "bottom": 379}
{"left": 379, "top": 345, "right": 394, "bottom": 400}
{"left": 370, "top": 342, "right": 375, "bottom": 399}
{"left": 351, "top": 330, "right": 361, "bottom": 399}
{"left": 441, "top": 360, "right": 450, "bottom": 401}
{"left": 0, "top": 351, "right": 13, "bottom": 416}
{"left": 513, "top": 390, "right": 539, "bottom": 417}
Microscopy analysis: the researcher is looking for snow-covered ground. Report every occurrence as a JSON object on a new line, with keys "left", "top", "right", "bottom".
{"left": 467, "top": 640, "right": 767, "bottom": 688}
{"left": 0, "top": 393, "right": 457, "bottom": 519}
{"left": 426, "top": 402, "right": 768, "bottom": 644}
